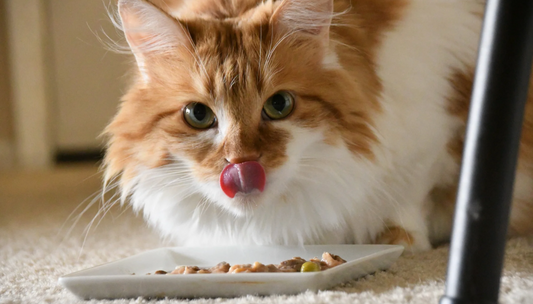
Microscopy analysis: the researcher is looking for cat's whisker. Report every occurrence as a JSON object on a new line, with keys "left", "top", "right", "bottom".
{"left": 133, "top": 167, "right": 193, "bottom": 180}
{"left": 197, "top": 197, "right": 210, "bottom": 219}
{"left": 141, "top": 173, "right": 194, "bottom": 182}
{"left": 157, "top": 166, "right": 194, "bottom": 174}
{"left": 155, "top": 165, "right": 192, "bottom": 173}
{"left": 72, "top": 182, "right": 123, "bottom": 258}
{"left": 102, "top": 176, "right": 121, "bottom": 203}
{"left": 92, "top": 196, "right": 122, "bottom": 231}
{"left": 192, "top": 196, "right": 210, "bottom": 223}
{"left": 81, "top": 193, "right": 116, "bottom": 238}
{"left": 114, "top": 202, "right": 134, "bottom": 220}
{"left": 85, "top": 203, "right": 113, "bottom": 238}
{"left": 60, "top": 189, "right": 100, "bottom": 233}
{"left": 59, "top": 169, "right": 124, "bottom": 249}
{"left": 58, "top": 192, "right": 101, "bottom": 247}
{"left": 65, "top": 183, "right": 115, "bottom": 234}
{"left": 134, "top": 176, "right": 196, "bottom": 205}
{"left": 68, "top": 196, "right": 106, "bottom": 260}
{"left": 77, "top": 198, "right": 116, "bottom": 260}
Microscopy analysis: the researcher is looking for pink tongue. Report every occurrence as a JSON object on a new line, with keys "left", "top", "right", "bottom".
{"left": 220, "top": 161, "right": 266, "bottom": 198}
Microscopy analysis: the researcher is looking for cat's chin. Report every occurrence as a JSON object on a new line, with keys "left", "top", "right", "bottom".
{"left": 223, "top": 191, "right": 265, "bottom": 217}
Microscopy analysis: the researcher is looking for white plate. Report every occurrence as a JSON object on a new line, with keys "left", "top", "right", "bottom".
{"left": 59, "top": 245, "right": 403, "bottom": 299}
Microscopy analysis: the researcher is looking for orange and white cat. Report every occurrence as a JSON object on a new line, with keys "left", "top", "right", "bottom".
{"left": 104, "top": 0, "right": 533, "bottom": 252}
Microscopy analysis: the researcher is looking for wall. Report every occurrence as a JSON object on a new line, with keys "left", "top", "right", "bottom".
{"left": 1, "top": 0, "right": 137, "bottom": 168}
{"left": 48, "top": 0, "right": 128, "bottom": 152}
{"left": 0, "top": 0, "right": 14, "bottom": 167}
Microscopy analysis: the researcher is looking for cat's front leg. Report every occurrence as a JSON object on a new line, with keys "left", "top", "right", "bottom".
{"left": 374, "top": 210, "right": 433, "bottom": 254}
{"left": 375, "top": 225, "right": 432, "bottom": 253}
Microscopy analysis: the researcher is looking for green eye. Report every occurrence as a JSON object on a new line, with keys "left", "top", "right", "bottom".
{"left": 263, "top": 91, "right": 294, "bottom": 120}
{"left": 183, "top": 103, "right": 216, "bottom": 129}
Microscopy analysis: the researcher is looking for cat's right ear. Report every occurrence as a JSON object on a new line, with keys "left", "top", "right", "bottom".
{"left": 118, "top": 0, "right": 192, "bottom": 82}
{"left": 270, "top": 0, "right": 333, "bottom": 46}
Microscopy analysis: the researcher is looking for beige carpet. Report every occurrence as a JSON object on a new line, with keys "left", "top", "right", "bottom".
{"left": 1, "top": 164, "right": 532, "bottom": 304}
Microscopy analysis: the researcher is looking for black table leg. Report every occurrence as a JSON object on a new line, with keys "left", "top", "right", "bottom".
{"left": 439, "top": 1, "right": 533, "bottom": 304}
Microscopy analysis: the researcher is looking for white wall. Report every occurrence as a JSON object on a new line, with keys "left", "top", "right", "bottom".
{"left": 0, "top": 0, "right": 14, "bottom": 169}
{"left": 2, "top": 0, "right": 130, "bottom": 169}
{"left": 5, "top": 0, "right": 52, "bottom": 168}
{"left": 47, "top": 0, "right": 128, "bottom": 151}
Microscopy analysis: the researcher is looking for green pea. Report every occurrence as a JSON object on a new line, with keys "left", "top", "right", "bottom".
{"left": 300, "top": 261, "right": 320, "bottom": 272}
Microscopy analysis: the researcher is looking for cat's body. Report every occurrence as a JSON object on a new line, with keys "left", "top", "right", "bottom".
{"left": 105, "top": 0, "right": 533, "bottom": 251}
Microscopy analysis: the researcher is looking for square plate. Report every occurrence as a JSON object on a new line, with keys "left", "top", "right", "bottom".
{"left": 59, "top": 245, "right": 403, "bottom": 299}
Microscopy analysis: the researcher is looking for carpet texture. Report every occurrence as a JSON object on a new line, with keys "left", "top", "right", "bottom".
{"left": 1, "top": 165, "right": 532, "bottom": 304}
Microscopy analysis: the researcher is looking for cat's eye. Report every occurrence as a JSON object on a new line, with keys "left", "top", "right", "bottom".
{"left": 183, "top": 103, "right": 216, "bottom": 129}
{"left": 263, "top": 91, "right": 294, "bottom": 120}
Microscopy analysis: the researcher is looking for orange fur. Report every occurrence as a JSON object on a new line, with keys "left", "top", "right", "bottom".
{"left": 105, "top": 0, "right": 405, "bottom": 185}
{"left": 375, "top": 226, "right": 415, "bottom": 247}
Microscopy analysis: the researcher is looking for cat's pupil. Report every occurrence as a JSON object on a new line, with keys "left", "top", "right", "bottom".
{"left": 193, "top": 104, "right": 207, "bottom": 121}
{"left": 271, "top": 94, "right": 286, "bottom": 112}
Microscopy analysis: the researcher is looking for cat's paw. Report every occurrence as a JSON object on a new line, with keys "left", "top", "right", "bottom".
{"left": 374, "top": 226, "right": 432, "bottom": 254}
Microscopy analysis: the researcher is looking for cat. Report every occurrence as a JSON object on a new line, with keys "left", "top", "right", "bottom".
{"left": 104, "top": 0, "right": 533, "bottom": 252}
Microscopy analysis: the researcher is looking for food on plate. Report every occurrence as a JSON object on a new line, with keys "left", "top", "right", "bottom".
{"left": 300, "top": 261, "right": 321, "bottom": 272}
{"left": 145, "top": 252, "right": 346, "bottom": 275}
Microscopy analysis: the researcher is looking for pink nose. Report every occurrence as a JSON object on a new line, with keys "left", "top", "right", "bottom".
{"left": 220, "top": 161, "right": 266, "bottom": 198}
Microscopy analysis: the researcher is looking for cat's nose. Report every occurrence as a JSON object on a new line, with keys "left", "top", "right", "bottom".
{"left": 225, "top": 154, "right": 261, "bottom": 164}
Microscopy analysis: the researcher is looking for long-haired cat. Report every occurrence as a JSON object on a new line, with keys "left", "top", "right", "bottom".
{"left": 104, "top": 0, "right": 533, "bottom": 252}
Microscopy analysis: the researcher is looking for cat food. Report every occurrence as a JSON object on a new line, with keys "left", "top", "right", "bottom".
{"left": 145, "top": 252, "right": 346, "bottom": 275}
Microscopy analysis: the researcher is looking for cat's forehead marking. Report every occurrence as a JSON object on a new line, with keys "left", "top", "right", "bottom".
{"left": 322, "top": 48, "right": 342, "bottom": 71}
{"left": 189, "top": 22, "right": 266, "bottom": 95}
{"left": 179, "top": 18, "right": 276, "bottom": 127}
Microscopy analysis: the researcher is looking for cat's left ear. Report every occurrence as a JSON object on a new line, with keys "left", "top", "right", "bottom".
{"left": 270, "top": 0, "right": 333, "bottom": 46}
{"left": 118, "top": 0, "right": 193, "bottom": 82}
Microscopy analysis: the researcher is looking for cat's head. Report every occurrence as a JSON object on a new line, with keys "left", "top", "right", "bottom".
{"left": 105, "top": 0, "right": 380, "bottom": 217}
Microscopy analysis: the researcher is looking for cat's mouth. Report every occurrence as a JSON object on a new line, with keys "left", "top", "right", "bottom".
{"left": 219, "top": 161, "right": 266, "bottom": 198}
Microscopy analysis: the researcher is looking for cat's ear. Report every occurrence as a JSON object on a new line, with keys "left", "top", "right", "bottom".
{"left": 118, "top": 0, "right": 192, "bottom": 81}
{"left": 271, "top": 0, "right": 333, "bottom": 45}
